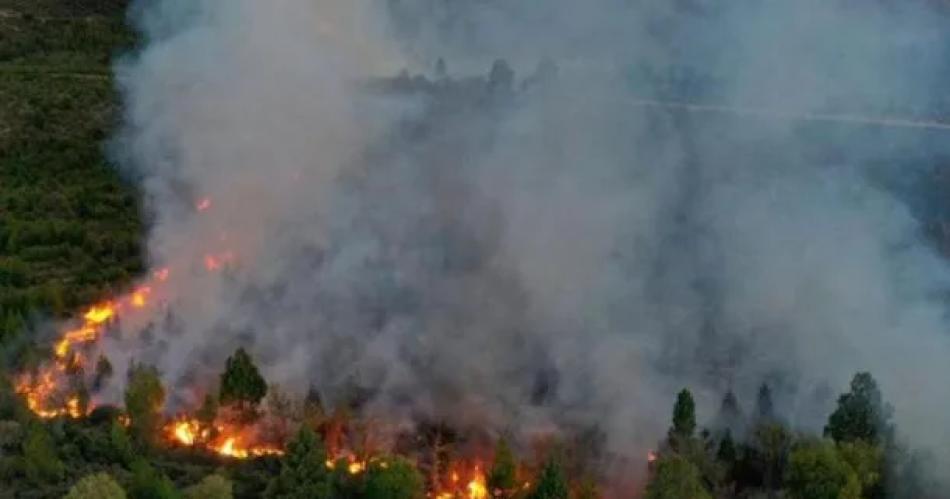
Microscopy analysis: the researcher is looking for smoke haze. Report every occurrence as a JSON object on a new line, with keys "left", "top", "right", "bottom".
{"left": 103, "top": 0, "right": 950, "bottom": 488}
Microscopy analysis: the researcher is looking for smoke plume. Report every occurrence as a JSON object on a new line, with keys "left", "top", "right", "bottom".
{"left": 106, "top": 0, "right": 950, "bottom": 487}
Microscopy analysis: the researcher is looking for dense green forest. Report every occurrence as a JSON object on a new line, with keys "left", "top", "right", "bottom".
{"left": 0, "top": 0, "right": 142, "bottom": 341}
{"left": 0, "top": 2, "right": 944, "bottom": 498}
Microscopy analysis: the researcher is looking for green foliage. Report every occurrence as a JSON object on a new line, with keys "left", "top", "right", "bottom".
{"left": 0, "top": 1, "right": 142, "bottom": 343}
{"left": 129, "top": 459, "right": 180, "bottom": 499}
{"left": 109, "top": 420, "right": 135, "bottom": 466}
{"left": 64, "top": 472, "right": 126, "bottom": 499}
{"left": 184, "top": 474, "right": 233, "bottom": 499}
{"left": 824, "top": 372, "right": 893, "bottom": 445}
{"left": 716, "top": 431, "right": 737, "bottom": 464}
{"left": 527, "top": 455, "right": 569, "bottom": 499}
{"left": 22, "top": 422, "right": 64, "bottom": 484}
{"left": 219, "top": 348, "right": 267, "bottom": 417}
{"left": 786, "top": 440, "right": 860, "bottom": 499}
{"left": 753, "top": 422, "right": 792, "bottom": 492}
{"left": 124, "top": 363, "right": 165, "bottom": 445}
{"left": 646, "top": 455, "right": 711, "bottom": 499}
{"left": 487, "top": 437, "right": 518, "bottom": 493}
{"left": 264, "top": 426, "right": 331, "bottom": 498}
{"left": 361, "top": 457, "right": 425, "bottom": 499}
{"left": 669, "top": 389, "right": 696, "bottom": 442}
{"left": 837, "top": 440, "right": 883, "bottom": 496}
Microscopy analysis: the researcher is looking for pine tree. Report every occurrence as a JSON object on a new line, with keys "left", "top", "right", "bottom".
{"left": 527, "top": 455, "right": 569, "bottom": 499}
{"left": 755, "top": 383, "right": 775, "bottom": 422}
{"left": 219, "top": 347, "right": 267, "bottom": 422}
{"left": 668, "top": 388, "right": 696, "bottom": 450}
{"left": 265, "top": 426, "right": 332, "bottom": 498}
{"left": 824, "top": 372, "right": 893, "bottom": 445}
{"left": 487, "top": 437, "right": 518, "bottom": 495}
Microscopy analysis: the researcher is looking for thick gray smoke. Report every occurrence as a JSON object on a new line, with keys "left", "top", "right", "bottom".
{"left": 105, "top": 0, "right": 950, "bottom": 487}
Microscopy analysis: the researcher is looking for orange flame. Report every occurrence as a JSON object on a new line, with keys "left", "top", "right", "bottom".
{"left": 154, "top": 267, "right": 170, "bottom": 281}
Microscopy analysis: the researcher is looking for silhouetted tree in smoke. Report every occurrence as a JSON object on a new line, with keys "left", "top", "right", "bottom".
{"left": 715, "top": 389, "right": 744, "bottom": 436}
{"left": 824, "top": 372, "right": 893, "bottom": 446}
{"left": 667, "top": 388, "right": 696, "bottom": 450}
{"left": 219, "top": 347, "right": 267, "bottom": 423}
{"left": 488, "top": 59, "right": 514, "bottom": 95}
{"left": 755, "top": 383, "right": 775, "bottom": 423}
{"left": 435, "top": 58, "right": 447, "bottom": 80}
{"left": 92, "top": 354, "right": 113, "bottom": 392}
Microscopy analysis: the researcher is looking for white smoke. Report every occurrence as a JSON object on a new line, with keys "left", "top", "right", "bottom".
{"left": 104, "top": 0, "right": 950, "bottom": 489}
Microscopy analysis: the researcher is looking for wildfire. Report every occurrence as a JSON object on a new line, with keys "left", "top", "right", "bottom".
{"left": 154, "top": 267, "right": 170, "bottom": 281}
{"left": 167, "top": 418, "right": 203, "bottom": 446}
{"left": 434, "top": 464, "right": 489, "bottom": 499}
{"left": 204, "top": 251, "right": 234, "bottom": 272}
{"left": 215, "top": 437, "right": 283, "bottom": 459}
{"left": 196, "top": 198, "right": 212, "bottom": 211}
{"left": 131, "top": 286, "right": 151, "bottom": 308}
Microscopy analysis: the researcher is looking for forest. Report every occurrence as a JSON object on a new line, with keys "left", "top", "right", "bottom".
{"left": 1, "top": 1, "right": 948, "bottom": 498}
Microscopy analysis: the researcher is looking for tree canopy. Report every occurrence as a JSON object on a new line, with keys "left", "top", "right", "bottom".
{"left": 65, "top": 472, "right": 126, "bottom": 499}
{"left": 824, "top": 372, "right": 893, "bottom": 445}
{"left": 646, "top": 455, "right": 711, "bottom": 499}
{"left": 219, "top": 347, "right": 268, "bottom": 413}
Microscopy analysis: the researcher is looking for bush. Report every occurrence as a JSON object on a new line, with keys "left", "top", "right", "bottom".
{"left": 65, "top": 472, "right": 126, "bottom": 499}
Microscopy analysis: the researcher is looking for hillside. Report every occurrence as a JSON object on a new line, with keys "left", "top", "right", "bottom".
{"left": 0, "top": 0, "right": 142, "bottom": 341}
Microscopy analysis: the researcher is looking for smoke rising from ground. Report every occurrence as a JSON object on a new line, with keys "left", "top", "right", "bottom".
{"left": 107, "top": 0, "right": 950, "bottom": 486}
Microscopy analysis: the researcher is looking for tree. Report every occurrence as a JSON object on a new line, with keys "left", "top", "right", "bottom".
{"left": 129, "top": 459, "right": 179, "bottom": 499}
{"left": 219, "top": 347, "right": 267, "bottom": 421}
{"left": 756, "top": 383, "right": 775, "bottom": 422}
{"left": 184, "top": 474, "right": 232, "bottom": 499}
{"left": 264, "top": 426, "right": 331, "bottom": 498}
{"left": 715, "top": 390, "right": 743, "bottom": 435}
{"left": 754, "top": 423, "right": 792, "bottom": 495}
{"left": 21, "top": 422, "right": 63, "bottom": 484}
{"left": 716, "top": 431, "right": 737, "bottom": 465}
{"left": 786, "top": 440, "right": 860, "bottom": 499}
{"left": 109, "top": 419, "right": 135, "bottom": 465}
{"left": 93, "top": 354, "right": 113, "bottom": 391}
{"left": 645, "top": 455, "right": 711, "bottom": 499}
{"left": 124, "top": 363, "right": 165, "bottom": 444}
{"left": 837, "top": 440, "right": 883, "bottom": 497}
{"left": 527, "top": 455, "right": 569, "bottom": 499}
{"left": 362, "top": 457, "right": 425, "bottom": 499}
{"left": 65, "top": 473, "right": 126, "bottom": 499}
{"left": 487, "top": 437, "right": 518, "bottom": 495}
{"left": 824, "top": 372, "right": 893, "bottom": 445}
{"left": 488, "top": 59, "right": 514, "bottom": 94}
{"left": 668, "top": 389, "right": 696, "bottom": 449}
